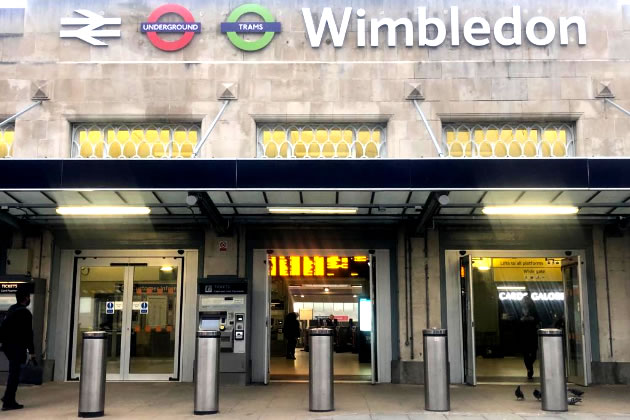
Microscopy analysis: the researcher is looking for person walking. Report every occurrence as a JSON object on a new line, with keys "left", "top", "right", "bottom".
{"left": 1, "top": 284, "right": 36, "bottom": 411}
{"left": 284, "top": 312, "right": 300, "bottom": 360}
{"left": 520, "top": 294, "right": 540, "bottom": 380}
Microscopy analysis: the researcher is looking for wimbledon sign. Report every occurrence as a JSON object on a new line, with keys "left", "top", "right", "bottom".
{"left": 302, "top": 6, "right": 586, "bottom": 48}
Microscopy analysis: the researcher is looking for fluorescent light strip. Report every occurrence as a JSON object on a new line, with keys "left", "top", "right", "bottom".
{"left": 482, "top": 205, "right": 579, "bottom": 216}
{"left": 268, "top": 207, "right": 358, "bottom": 215}
{"left": 496, "top": 286, "right": 527, "bottom": 291}
{"left": 56, "top": 206, "right": 151, "bottom": 216}
{"left": 0, "top": 0, "right": 26, "bottom": 8}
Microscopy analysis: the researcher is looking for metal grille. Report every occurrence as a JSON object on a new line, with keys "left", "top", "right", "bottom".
{"left": 442, "top": 123, "right": 575, "bottom": 158}
{"left": 257, "top": 124, "right": 387, "bottom": 158}
{"left": 0, "top": 124, "right": 14, "bottom": 158}
{"left": 71, "top": 123, "right": 200, "bottom": 158}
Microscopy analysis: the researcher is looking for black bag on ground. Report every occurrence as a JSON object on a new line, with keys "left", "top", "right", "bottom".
{"left": 20, "top": 359, "right": 43, "bottom": 385}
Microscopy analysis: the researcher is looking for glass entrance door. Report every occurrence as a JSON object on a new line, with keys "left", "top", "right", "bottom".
{"left": 72, "top": 258, "right": 182, "bottom": 381}
{"left": 562, "top": 256, "right": 588, "bottom": 386}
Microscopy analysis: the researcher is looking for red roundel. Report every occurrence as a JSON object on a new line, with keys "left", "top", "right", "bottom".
{"left": 145, "top": 4, "right": 197, "bottom": 52}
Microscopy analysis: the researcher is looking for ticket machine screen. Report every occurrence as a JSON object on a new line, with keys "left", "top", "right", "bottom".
{"left": 200, "top": 318, "right": 220, "bottom": 331}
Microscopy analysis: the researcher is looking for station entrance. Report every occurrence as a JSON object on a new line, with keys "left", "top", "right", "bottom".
{"left": 456, "top": 252, "right": 590, "bottom": 386}
{"left": 251, "top": 249, "right": 392, "bottom": 384}
{"left": 70, "top": 257, "right": 183, "bottom": 381}
{"left": 267, "top": 254, "right": 373, "bottom": 381}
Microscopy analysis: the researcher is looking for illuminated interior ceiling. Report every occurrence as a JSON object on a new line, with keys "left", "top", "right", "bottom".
{"left": 0, "top": 189, "right": 629, "bottom": 226}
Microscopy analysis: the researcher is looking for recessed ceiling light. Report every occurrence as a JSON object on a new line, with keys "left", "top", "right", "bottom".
{"left": 300, "top": 295, "right": 305, "bottom": 298}
{"left": 56, "top": 206, "right": 151, "bottom": 216}
{"left": 324, "top": 287, "right": 330, "bottom": 292}
{"left": 268, "top": 207, "right": 358, "bottom": 215}
{"left": 482, "top": 205, "right": 579, "bottom": 216}
{"left": 160, "top": 266, "right": 173, "bottom": 272}
{"left": 353, "top": 295, "right": 358, "bottom": 298}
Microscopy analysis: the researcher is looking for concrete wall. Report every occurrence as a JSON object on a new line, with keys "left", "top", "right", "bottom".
{"left": 0, "top": 0, "right": 629, "bottom": 158}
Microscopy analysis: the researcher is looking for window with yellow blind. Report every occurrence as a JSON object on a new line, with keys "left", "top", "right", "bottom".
{"left": 442, "top": 123, "right": 575, "bottom": 158}
{"left": 0, "top": 124, "right": 15, "bottom": 158}
{"left": 71, "top": 124, "right": 200, "bottom": 158}
{"left": 257, "top": 124, "right": 386, "bottom": 158}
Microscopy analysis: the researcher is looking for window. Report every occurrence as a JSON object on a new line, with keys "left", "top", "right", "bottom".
{"left": 0, "top": 124, "right": 14, "bottom": 158}
{"left": 257, "top": 124, "right": 386, "bottom": 158}
{"left": 442, "top": 123, "right": 575, "bottom": 158}
{"left": 71, "top": 123, "right": 200, "bottom": 158}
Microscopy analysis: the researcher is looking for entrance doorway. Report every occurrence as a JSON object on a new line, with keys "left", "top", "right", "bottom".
{"left": 71, "top": 257, "right": 182, "bottom": 381}
{"left": 457, "top": 253, "right": 590, "bottom": 385}
{"left": 251, "top": 249, "right": 392, "bottom": 384}
{"left": 267, "top": 254, "right": 373, "bottom": 381}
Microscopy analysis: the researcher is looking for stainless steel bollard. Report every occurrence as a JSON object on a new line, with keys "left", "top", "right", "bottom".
{"left": 539, "top": 328, "right": 567, "bottom": 412}
{"left": 78, "top": 331, "right": 107, "bottom": 418}
{"left": 423, "top": 329, "right": 450, "bottom": 412}
{"left": 194, "top": 330, "right": 221, "bottom": 415}
{"left": 309, "top": 328, "right": 334, "bottom": 412}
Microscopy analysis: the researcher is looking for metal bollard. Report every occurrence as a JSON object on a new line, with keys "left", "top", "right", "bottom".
{"left": 194, "top": 330, "right": 221, "bottom": 415}
{"left": 309, "top": 328, "right": 334, "bottom": 412}
{"left": 539, "top": 328, "right": 567, "bottom": 412}
{"left": 78, "top": 331, "right": 107, "bottom": 418}
{"left": 423, "top": 329, "right": 450, "bottom": 412}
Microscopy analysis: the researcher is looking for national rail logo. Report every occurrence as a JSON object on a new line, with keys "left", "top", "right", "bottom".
{"left": 221, "top": 4, "right": 282, "bottom": 52}
{"left": 141, "top": 4, "right": 201, "bottom": 52}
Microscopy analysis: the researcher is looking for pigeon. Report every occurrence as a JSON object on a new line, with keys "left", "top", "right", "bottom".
{"left": 568, "top": 388, "right": 584, "bottom": 397}
{"left": 515, "top": 385, "right": 524, "bottom": 401}
{"left": 568, "top": 396, "right": 583, "bottom": 405}
{"left": 533, "top": 389, "right": 542, "bottom": 401}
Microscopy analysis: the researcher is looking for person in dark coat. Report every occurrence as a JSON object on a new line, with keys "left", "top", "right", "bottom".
{"left": 520, "top": 294, "right": 540, "bottom": 380}
{"left": 1, "top": 285, "right": 36, "bottom": 411}
{"left": 284, "top": 312, "right": 300, "bottom": 360}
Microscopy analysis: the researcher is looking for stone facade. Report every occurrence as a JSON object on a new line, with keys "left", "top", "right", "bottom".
{"left": 1, "top": 0, "right": 628, "bottom": 158}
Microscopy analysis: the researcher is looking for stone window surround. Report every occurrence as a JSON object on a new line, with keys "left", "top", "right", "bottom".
{"left": 437, "top": 112, "right": 582, "bottom": 158}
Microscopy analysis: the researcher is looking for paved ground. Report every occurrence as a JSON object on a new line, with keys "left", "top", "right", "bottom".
{"left": 1, "top": 382, "right": 629, "bottom": 419}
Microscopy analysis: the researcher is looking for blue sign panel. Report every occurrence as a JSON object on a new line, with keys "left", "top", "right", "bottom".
{"left": 106, "top": 301, "right": 114, "bottom": 315}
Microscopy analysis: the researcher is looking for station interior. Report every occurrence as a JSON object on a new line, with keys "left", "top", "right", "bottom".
{"left": 268, "top": 255, "right": 373, "bottom": 380}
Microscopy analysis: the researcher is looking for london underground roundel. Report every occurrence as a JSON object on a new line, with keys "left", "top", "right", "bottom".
{"left": 141, "top": 4, "right": 201, "bottom": 52}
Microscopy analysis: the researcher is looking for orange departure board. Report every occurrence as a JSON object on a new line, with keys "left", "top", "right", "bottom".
{"left": 268, "top": 256, "right": 368, "bottom": 277}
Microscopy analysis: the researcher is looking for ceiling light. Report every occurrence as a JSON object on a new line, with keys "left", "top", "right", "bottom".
{"left": 482, "top": 205, "right": 579, "bottom": 216}
{"left": 497, "top": 286, "right": 527, "bottom": 291}
{"left": 268, "top": 207, "right": 358, "bottom": 215}
{"left": 300, "top": 295, "right": 305, "bottom": 298}
{"left": 477, "top": 266, "right": 491, "bottom": 271}
{"left": 160, "top": 266, "right": 173, "bottom": 272}
{"left": 353, "top": 295, "right": 358, "bottom": 298}
{"left": 324, "top": 287, "right": 330, "bottom": 292}
{"left": 56, "top": 206, "right": 151, "bottom": 216}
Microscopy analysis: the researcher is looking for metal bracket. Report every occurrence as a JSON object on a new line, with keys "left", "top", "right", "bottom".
{"left": 192, "top": 100, "right": 233, "bottom": 158}
{"left": 411, "top": 99, "right": 444, "bottom": 158}
{"left": 603, "top": 98, "right": 630, "bottom": 118}
{"left": 0, "top": 101, "right": 45, "bottom": 129}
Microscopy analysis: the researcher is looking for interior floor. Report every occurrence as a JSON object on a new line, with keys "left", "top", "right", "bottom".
{"left": 476, "top": 356, "right": 540, "bottom": 383}
{"left": 270, "top": 351, "right": 371, "bottom": 380}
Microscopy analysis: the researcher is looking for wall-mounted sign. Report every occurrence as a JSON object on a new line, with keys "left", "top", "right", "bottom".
{"left": 141, "top": 4, "right": 201, "bottom": 52}
{"left": 106, "top": 301, "right": 114, "bottom": 315}
{"left": 218, "top": 240, "right": 228, "bottom": 252}
{"left": 60, "top": 9, "right": 121, "bottom": 46}
{"left": 221, "top": 4, "right": 281, "bottom": 51}
{"left": 302, "top": 6, "right": 586, "bottom": 48}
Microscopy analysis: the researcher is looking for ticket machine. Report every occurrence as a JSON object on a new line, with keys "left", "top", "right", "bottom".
{"left": 0, "top": 276, "right": 46, "bottom": 379}
{"left": 197, "top": 277, "right": 248, "bottom": 385}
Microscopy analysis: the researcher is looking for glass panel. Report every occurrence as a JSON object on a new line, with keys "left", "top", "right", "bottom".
{"left": 0, "top": 125, "right": 14, "bottom": 158}
{"left": 129, "top": 265, "right": 178, "bottom": 375}
{"left": 73, "top": 124, "right": 199, "bottom": 158}
{"left": 75, "top": 266, "right": 125, "bottom": 376}
{"left": 563, "top": 260, "right": 585, "bottom": 384}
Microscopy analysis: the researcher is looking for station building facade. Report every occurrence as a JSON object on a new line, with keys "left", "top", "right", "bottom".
{"left": 0, "top": 0, "right": 629, "bottom": 385}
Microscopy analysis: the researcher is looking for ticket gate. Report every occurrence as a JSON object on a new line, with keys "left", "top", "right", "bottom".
{"left": 0, "top": 276, "right": 46, "bottom": 380}
{"left": 197, "top": 277, "right": 248, "bottom": 385}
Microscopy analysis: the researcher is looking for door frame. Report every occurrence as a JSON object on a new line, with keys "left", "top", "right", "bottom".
{"left": 445, "top": 249, "right": 592, "bottom": 385}
{"left": 251, "top": 248, "right": 392, "bottom": 384}
{"left": 70, "top": 257, "right": 183, "bottom": 381}
{"left": 56, "top": 249, "right": 198, "bottom": 383}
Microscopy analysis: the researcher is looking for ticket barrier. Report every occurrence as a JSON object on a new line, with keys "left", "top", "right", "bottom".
{"left": 197, "top": 277, "right": 248, "bottom": 385}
